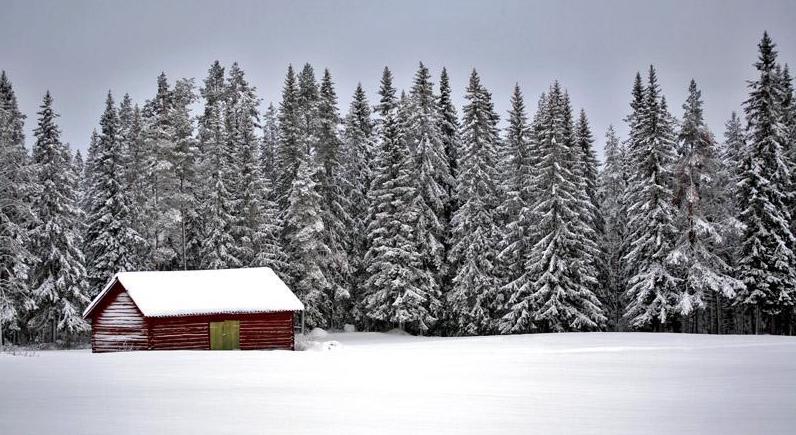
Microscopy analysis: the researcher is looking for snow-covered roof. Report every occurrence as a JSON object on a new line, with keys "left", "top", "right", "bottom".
{"left": 83, "top": 267, "right": 304, "bottom": 318}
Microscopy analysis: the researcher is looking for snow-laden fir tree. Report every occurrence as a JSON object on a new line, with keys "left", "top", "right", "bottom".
{"left": 598, "top": 125, "right": 630, "bottom": 330}
{"left": 284, "top": 154, "right": 331, "bottom": 328}
{"left": 341, "top": 83, "right": 375, "bottom": 325}
{"left": 522, "top": 83, "right": 604, "bottom": 332}
{"left": 260, "top": 103, "right": 279, "bottom": 185}
{"left": 498, "top": 84, "right": 537, "bottom": 334}
{"left": 437, "top": 67, "right": 460, "bottom": 200}
{"left": 736, "top": 33, "right": 796, "bottom": 333}
{"left": 717, "top": 113, "right": 746, "bottom": 312}
{"left": 275, "top": 65, "right": 303, "bottom": 210}
{"left": 406, "top": 62, "right": 450, "bottom": 320}
{"left": 226, "top": 63, "right": 263, "bottom": 266}
{"left": 253, "top": 102, "right": 289, "bottom": 275}
{"left": 73, "top": 149, "right": 85, "bottom": 205}
{"left": 85, "top": 92, "right": 146, "bottom": 292}
{"left": 447, "top": 69, "right": 502, "bottom": 335}
{"left": 196, "top": 62, "right": 239, "bottom": 269}
{"left": 364, "top": 67, "right": 436, "bottom": 333}
{"left": 436, "top": 67, "right": 461, "bottom": 328}
{"left": 0, "top": 71, "right": 35, "bottom": 343}
{"left": 723, "top": 112, "right": 746, "bottom": 189}
{"left": 575, "top": 110, "right": 604, "bottom": 237}
{"left": 316, "top": 69, "right": 353, "bottom": 327}
{"left": 27, "top": 92, "right": 90, "bottom": 341}
{"left": 121, "top": 105, "right": 152, "bottom": 266}
{"left": 141, "top": 73, "right": 179, "bottom": 269}
{"left": 298, "top": 63, "right": 320, "bottom": 154}
{"left": 81, "top": 129, "right": 100, "bottom": 217}
{"left": 671, "top": 80, "right": 744, "bottom": 331}
{"left": 574, "top": 110, "right": 607, "bottom": 309}
{"left": 623, "top": 66, "right": 681, "bottom": 330}
{"left": 168, "top": 79, "right": 200, "bottom": 270}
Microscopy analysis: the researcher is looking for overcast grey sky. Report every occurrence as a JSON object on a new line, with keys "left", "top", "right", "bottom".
{"left": 2, "top": 0, "right": 795, "bottom": 157}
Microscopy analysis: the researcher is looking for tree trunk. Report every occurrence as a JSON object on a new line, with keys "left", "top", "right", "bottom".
{"left": 715, "top": 295, "right": 722, "bottom": 335}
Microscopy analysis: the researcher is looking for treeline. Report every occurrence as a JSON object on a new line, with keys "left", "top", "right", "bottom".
{"left": 1, "top": 32, "right": 794, "bottom": 345}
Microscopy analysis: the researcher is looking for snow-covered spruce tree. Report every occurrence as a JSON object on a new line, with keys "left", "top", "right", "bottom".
{"left": 341, "top": 83, "right": 375, "bottom": 325}
{"left": 168, "top": 79, "right": 200, "bottom": 270}
{"left": 254, "top": 102, "right": 289, "bottom": 275}
{"left": 497, "top": 84, "right": 537, "bottom": 334}
{"left": 364, "top": 67, "right": 436, "bottom": 334}
{"left": 141, "top": 73, "right": 179, "bottom": 269}
{"left": 260, "top": 103, "right": 279, "bottom": 185}
{"left": 226, "top": 63, "right": 262, "bottom": 266}
{"left": 717, "top": 113, "right": 747, "bottom": 334}
{"left": 85, "top": 92, "right": 146, "bottom": 292}
{"left": 522, "top": 83, "right": 605, "bottom": 332}
{"left": 0, "top": 71, "right": 35, "bottom": 343}
{"left": 575, "top": 110, "right": 604, "bottom": 239}
{"left": 623, "top": 67, "right": 680, "bottom": 330}
{"left": 196, "top": 62, "right": 240, "bottom": 269}
{"left": 598, "top": 125, "right": 630, "bottom": 330}
{"left": 671, "top": 80, "right": 744, "bottom": 333}
{"left": 274, "top": 65, "right": 303, "bottom": 210}
{"left": 723, "top": 112, "right": 746, "bottom": 190}
{"left": 736, "top": 33, "right": 796, "bottom": 334}
{"left": 298, "top": 63, "right": 320, "bottom": 154}
{"left": 574, "top": 110, "right": 608, "bottom": 311}
{"left": 121, "top": 105, "right": 152, "bottom": 267}
{"left": 447, "top": 69, "right": 502, "bottom": 336}
{"left": 81, "top": 129, "right": 100, "bottom": 218}
{"left": 27, "top": 92, "right": 90, "bottom": 342}
{"left": 436, "top": 68, "right": 461, "bottom": 330}
{"left": 284, "top": 155, "right": 331, "bottom": 328}
{"left": 406, "top": 62, "right": 449, "bottom": 321}
{"left": 316, "top": 69, "right": 353, "bottom": 328}
{"left": 73, "top": 149, "right": 85, "bottom": 206}
{"left": 438, "top": 67, "right": 460, "bottom": 201}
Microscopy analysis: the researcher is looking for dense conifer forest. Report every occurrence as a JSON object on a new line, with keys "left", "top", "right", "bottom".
{"left": 2, "top": 32, "right": 795, "bottom": 345}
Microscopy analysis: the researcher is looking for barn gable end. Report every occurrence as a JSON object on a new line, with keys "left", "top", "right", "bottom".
{"left": 89, "top": 281, "right": 148, "bottom": 353}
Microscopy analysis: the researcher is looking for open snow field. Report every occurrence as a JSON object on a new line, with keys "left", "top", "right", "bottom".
{"left": 2, "top": 332, "right": 795, "bottom": 434}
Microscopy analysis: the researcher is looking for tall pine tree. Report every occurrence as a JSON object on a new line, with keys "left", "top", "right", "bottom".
{"left": 447, "top": 70, "right": 502, "bottom": 335}
{"left": 736, "top": 33, "right": 796, "bottom": 333}
{"left": 27, "top": 92, "right": 89, "bottom": 341}
{"left": 85, "top": 92, "right": 145, "bottom": 292}
{"left": 623, "top": 67, "right": 680, "bottom": 330}
{"left": 364, "top": 67, "right": 436, "bottom": 333}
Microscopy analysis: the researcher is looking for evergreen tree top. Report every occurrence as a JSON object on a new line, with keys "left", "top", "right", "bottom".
{"left": 410, "top": 62, "right": 435, "bottom": 109}
{"left": 377, "top": 67, "right": 397, "bottom": 117}
{"left": 33, "top": 91, "right": 62, "bottom": 164}
{"left": 201, "top": 61, "right": 226, "bottom": 104}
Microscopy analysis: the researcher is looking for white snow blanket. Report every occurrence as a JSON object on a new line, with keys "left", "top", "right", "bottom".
{"left": 83, "top": 267, "right": 304, "bottom": 317}
{"left": 1, "top": 332, "right": 795, "bottom": 434}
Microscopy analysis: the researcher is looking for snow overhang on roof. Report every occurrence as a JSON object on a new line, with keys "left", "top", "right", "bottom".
{"left": 83, "top": 267, "right": 304, "bottom": 319}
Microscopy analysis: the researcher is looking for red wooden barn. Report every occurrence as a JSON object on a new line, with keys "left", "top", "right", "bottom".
{"left": 82, "top": 267, "right": 304, "bottom": 353}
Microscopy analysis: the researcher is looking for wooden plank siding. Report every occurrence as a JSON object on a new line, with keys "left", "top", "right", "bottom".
{"left": 89, "top": 283, "right": 148, "bottom": 353}
{"left": 88, "top": 282, "right": 296, "bottom": 353}
{"left": 240, "top": 312, "right": 294, "bottom": 350}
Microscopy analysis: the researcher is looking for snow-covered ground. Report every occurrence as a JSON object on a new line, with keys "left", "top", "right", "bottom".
{"left": 1, "top": 332, "right": 795, "bottom": 434}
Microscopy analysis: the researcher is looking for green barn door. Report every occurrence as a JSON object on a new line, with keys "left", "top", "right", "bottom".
{"left": 210, "top": 320, "right": 240, "bottom": 350}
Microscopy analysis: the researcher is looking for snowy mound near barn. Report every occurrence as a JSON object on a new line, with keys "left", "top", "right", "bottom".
{"left": 2, "top": 332, "right": 795, "bottom": 434}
